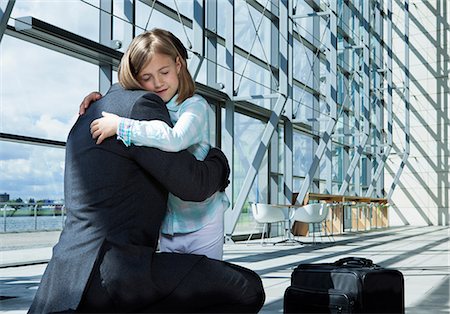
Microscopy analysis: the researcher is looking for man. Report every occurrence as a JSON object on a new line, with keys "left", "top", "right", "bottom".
{"left": 28, "top": 84, "right": 265, "bottom": 313}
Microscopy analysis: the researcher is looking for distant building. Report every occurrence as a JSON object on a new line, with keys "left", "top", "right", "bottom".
{"left": 0, "top": 193, "right": 10, "bottom": 202}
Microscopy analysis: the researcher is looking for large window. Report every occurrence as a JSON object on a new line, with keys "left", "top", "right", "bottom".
{"left": 1, "top": 36, "right": 98, "bottom": 142}
{"left": 0, "top": 0, "right": 390, "bottom": 234}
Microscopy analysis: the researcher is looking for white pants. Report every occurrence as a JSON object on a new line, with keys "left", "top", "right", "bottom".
{"left": 159, "top": 211, "right": 224, "bottom": 260}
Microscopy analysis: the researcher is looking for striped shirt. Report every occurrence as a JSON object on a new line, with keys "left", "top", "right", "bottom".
{"left": 117, "top": 94, "right": 230, "bottom": 235}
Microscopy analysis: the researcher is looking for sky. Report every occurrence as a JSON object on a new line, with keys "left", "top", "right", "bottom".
{"left": 1, "top": 1, "right": 103, "bottom": 201}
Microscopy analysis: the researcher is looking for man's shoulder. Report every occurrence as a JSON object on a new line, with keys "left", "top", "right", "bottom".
{"left": 108, "top": 84, "right": 163, "bottom": 106}
{"left": 107, "top": 83, "right": 146, "bottom": 99}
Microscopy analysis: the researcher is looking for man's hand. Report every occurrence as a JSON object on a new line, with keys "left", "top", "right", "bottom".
{"left": 79, "top": 91, "right": 102, "bottom": 115}
{"left": 90, "top": 112, "right": 120, "bottom": 144}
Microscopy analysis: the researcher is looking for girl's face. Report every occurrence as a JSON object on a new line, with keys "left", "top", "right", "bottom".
{"left": 137, "top": 52, "right": 181, "bottom": 102}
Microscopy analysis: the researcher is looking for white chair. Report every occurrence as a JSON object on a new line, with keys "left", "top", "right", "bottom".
{"left": 247, "top": 203, "right": 285, "bottom": 245}
{"left": 291, "top": 203, "right": 333, "bottom": 244}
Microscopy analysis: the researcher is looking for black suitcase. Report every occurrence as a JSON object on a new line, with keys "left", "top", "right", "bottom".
{"left": 284, "top": 257, "right": 404, "bottom": 313}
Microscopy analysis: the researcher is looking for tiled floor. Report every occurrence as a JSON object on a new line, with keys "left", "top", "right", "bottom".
{"left": 0, "top": 225, "right": 448, "bottom": 313}
{"left": 225, "top": 226, "right": 449, "bottom": 313}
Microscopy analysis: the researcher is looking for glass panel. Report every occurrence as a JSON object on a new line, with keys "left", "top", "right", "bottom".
{"left": 135, "top": 2, "right": 193, "bottom": 51}
{"left": 278, "top": 126, "right": 284, "bottom": 173}
{"left": 293, "top": 1, "right": 315, "bottom": 43}
{"left": 255, "top": 0, "right": 279, "bottom": 14}
{"left": 216, "top": 1, "right": 230, "bottom": 38}
{"left": 361, "top": 155, "right": 368, "bottom": 186}
{"left": 216, "top": 43, "right": 229, "bottom": 87}
{"left": 293, "top": 87, "right": 314, "bottom": 123}
{"left": 0, "top": 141, "right": 65, "bottom": 202}
{"left": 0, "top": 36, "right": 98, "bottom": 142}
{"left": 206, "top": 102, "right": 217, "bottom": 147}
{"left": 293, "top": 177, "right": 304, "bottom": 194}
{"left": 235, "top": 1, "right": 272, "bottom": 62}
{"left": 232, "top": 113, "right": 267, "bottom": 235}
{"left": 113, "top": 0, "right": 134, "bottom": 53}
{"left": 333, "top": 145, "right": 344, "bottom": 182}
{"left": 234, "top": 55, "right": 273, "bottom": 108}
{"left": 159, "top": 0, "right": 193, "bottom": 18}
{"left": 320, "top": 61, "right": 328, "bottom": 95}
{"left": 10, "top": 0, "right": 100, "bottom": 42}
{"left": 293, "top": 132, "right": 314, "bottom": 177}
{"left": 293, "top": 39, "right": 315, "bottom": 87}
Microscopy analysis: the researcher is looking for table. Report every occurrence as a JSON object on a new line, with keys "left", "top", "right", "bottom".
{"left": 272, "top": 204, "right": 305, "bottom": 245}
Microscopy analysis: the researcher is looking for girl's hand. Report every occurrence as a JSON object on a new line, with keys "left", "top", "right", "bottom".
{"left": 79, "top": 91, "right": 102, "bottom": 115}
{"left": 90, "top": 112, "right": 120, "bottom": 144}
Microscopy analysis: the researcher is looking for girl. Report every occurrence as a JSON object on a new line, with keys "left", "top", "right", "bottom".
{"left": 80, "top": 28, "right": 229, "bottom": 260}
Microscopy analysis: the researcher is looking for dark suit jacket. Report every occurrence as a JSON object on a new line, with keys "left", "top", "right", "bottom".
{"left": 28, "top": 84, "right": 229, "bottom": 313}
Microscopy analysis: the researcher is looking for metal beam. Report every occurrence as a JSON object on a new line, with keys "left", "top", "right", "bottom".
{"left": 292, "top": 10, "right": 330, "bottom": 19}
{"left": 223, "top": 100, "right": 235, "bottom": 242}
{"left": 223, "top": 0, "right": 235, "bottom": 242}
{"left": 388, "top": 0, "right": 410, "bottom": 200}
{"left": 12, "top": 17, "right": 122, "bottom": 68}
{"left": 188, "top": 0, "right": 205, "bottom": 81}
{"left": 282, "top": 0, "right": 294, "bottom": 205}
{"left": 367, "top": 0, "right": 394, "bottom": 197}
{"left": 224, "top": 0, "right": 235, "bottom": 98}
{"left": 0, "top": 132, "right": 65, "bottom": 148}
{"left": 99, "top": 0, "right": 113, "bottom": 94}
{"left": 296, "top": 0, "right": 338, "bottom": 203}
{"left": 0, "top": 0, "right": 15, "bottom": 43}
{"left": 339, "top": 0, "right": 371, "bottom": 195}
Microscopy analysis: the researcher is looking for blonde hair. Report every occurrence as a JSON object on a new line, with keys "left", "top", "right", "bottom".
{"left": 118, "top": 28, "right": 195, "bottom": 104}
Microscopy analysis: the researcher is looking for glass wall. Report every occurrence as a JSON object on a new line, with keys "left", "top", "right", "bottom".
{"left": 0, "top": 0, "right": 390, "bottom": 235}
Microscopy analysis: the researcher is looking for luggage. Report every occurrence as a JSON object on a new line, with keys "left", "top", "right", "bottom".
{"left": 284, "top": 257, "right": 404, "bottom": 313}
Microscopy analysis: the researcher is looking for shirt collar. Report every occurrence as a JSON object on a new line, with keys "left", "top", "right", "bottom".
{"left": 166, "top": 94, "right": 179, "bottom": 109}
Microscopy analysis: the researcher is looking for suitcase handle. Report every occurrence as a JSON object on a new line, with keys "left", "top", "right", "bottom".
{"left": 334, "top": 257, "right": 374, "bottom": 267}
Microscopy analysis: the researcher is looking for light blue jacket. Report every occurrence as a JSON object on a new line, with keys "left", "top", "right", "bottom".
{"left": 118, "top": 94, "right": 230, "bottom": 234}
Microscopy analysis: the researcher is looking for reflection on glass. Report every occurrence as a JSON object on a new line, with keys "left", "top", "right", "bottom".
{"left": 1, "top": 36, "right": 98, "bottom": 142}
{"left": 135, "top": 2, "right": 193, "bottom": 51}
{"left": 10, "top": 0, "right": 99, "bottom": 42}
{"left": 293, "top": 39, "right": 315, "bottom": 87}
{"left": 234, "top": 1, "right": 272, "bottom": 61}
{"left": 234, "top": 54, "right": 273, "bottom": 109}
{"left": 293, "top": 86, "right": 314, "bottom": 123}
{"left": 232, "top": 112, "right": 267, "bottom": 234}
{"left": 293, "top": 131, "right": 314, "bottom": 177}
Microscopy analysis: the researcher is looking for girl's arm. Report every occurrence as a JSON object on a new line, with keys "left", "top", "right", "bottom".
{"left": 91, "top": 98, "right": 208, "bottom": 152}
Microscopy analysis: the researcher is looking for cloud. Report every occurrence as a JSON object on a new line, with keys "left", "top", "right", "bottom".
{"left": 0, "top": 142, "right": 65, "bottom": 200}
{"left": 1, "top": 35, "right": 98, "bottom": 142}
{"left": 1, "top": 1, "right": 101, "bottom": 200}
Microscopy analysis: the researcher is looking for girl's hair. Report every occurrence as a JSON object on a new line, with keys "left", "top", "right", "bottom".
{"left": 118, "top": 28, "right": 195, "bottom": 104}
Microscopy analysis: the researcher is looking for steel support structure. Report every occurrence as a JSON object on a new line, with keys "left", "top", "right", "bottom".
{"left": 388, "top": 0, "right": 410, "bottom": 201}
{"left": 280, "top": 0, "right": 294, "bottom": 206}
{"left": 339, "top": 1, "right": 371, "bottom": 195}
{"left": 99, "top": 0, "right": 113, "bottom": 94}
{"left": 0, "top": 0, "right": 15, "bottom": 43}
{"left": 187, "top": 0, "right": 204, "bottom": 81}
{"left": 224, "top": 94, "right": 286, "bottom": 236}
{"left": 222, "top": 0, "right": 236, "bottom": 241}
{"left": 295, "top": 0, "right": 338, "bottom": 204}
{"left": 367, "top": 0, "right": 393, "bottom": 197}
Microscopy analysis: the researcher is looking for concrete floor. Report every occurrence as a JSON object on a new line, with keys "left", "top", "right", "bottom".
{"left": 0, "top": 225, "right": 449, "bottom": 313}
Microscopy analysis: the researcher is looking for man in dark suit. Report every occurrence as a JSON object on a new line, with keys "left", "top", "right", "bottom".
{"left": 28, "top": 84, "right": 265, "bottom": 313}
